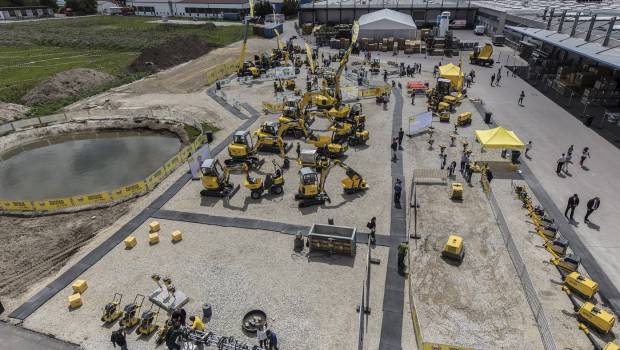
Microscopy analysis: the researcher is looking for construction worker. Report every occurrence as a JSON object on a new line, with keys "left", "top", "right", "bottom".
{"left": 394, "top": 178, "right": 402, "bottom": 205}
{"left": 391, "top": 138, "right": 398, "bottom": 162}
{"left": 266, "top": 329, "right": 279, "bottom": 350}
{"left": 296, "top": 142, "right": 301, "bottom": 159}
{"left": 110, "top": 326, "right": 128, "bottom": 350}
{"left": 165, "top": 322, "right": 182, "bottom": 350}
{"left": 367, "top": 217, "right": 377, "bottom": 244}
{"left": 189, "top": 315, "right": 205, "bottom": 331}
{"left": 398, "top": 127, "right": 404, "bottom": 148}
{"left": 518, "top": 90, "right": 525, "bottom": 105}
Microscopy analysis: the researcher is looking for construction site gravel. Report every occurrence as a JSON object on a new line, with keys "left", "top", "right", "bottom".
{"left": 3, "top": 21, "right": 617, "bottom": 350}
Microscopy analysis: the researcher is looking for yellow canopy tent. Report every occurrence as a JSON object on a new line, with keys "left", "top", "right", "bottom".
{"left": 438, "top": 63, "right": 464, "bottom": 91}
{"left": 475, "top": 127, "right": 525, "bottom": 149}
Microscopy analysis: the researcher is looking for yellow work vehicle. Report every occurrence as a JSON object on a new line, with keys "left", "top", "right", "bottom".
{"left": 564, "top": 271, "right": 599, "bottom": 299}
{"left": 295, "top": 160, "right": 368, "bottom": 207}
{"left": 307, "top": 132, "right": 349, "bottom": 158}
{"left": 200, "top": 159, "right": 245, "bottom": 197}
{"left": 441, "top": 235, "right": 464, "bottom": 262}
{"left": 578, "top": 323, "right": 619, "bottom": 350}
{"left": 297, "top": 149, "right": 329, "bottom": 168}
{"left": 254, "top": 121, "right": 291, "bottom": 156}
{"left": 551, "top": 252, "right": 581, "bottom": 273}
{"left": 101, "top": 293, "right": 123, "bottom": 323}
{"left": 563, "top": 286, "right": 615, "bottom": 334}
{"left": 244, "top": 160, "right": 285, "bottom": 199}
{"left": 226, "top": 130, "right": 264, "bottom": 168}
{"left": 136, "top": 303, "right": 160, "bottom": 336}
{"left": 469, "top": 43, "right": 494, "bottom": 66}
{"left": 457, "top": 112, "right": 472, "bottom": 126}
{"left": 119, "top": 294, "right": 145, "bottom": 328}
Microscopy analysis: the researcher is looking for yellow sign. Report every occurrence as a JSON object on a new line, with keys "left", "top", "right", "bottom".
{"left": 111, "top": 181, "right": 147, "bottom": 200}
{"left": 359, "top": 87, "right": 382, "bottom": 97}
{"left": 262, "top": 101, "right": 285, "bottom": 113}
{"left": 0, "top": 200, "right": 34, "bottom": 211}
{"left": 71, "top": 191, "right": 111, "bottom": 206}
{"left": 33, "top": 198, "right": 73, "bottom": 211}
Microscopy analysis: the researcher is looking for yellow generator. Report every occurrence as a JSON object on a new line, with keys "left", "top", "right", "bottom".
{"left": 441, "top": 235, "right": 464, "bottom": 262}
{"left": 564, "top": 271, "right": 598, "bottom": 299}
{"left": 457, "top": 112, "right": 472, "bottom": 126}
{"left": 551, "top": 253, "right": 581, "bottom": 272}
{"left": 136, "top": 303, "right": 160, "bottom": 336}
{"left": 579, "top": 323, "right": 619, "bottom": 350}
{"left": 451, "top": 182, "right": 463, "bottom": 200}
{"left": 101, "top": 293, "right": 123, "bottom": 323}
{"left": 544, "top": 238, "right": 568, "bottom": 258}
{"left": 537, "top": 223, "right": 558, "bottom": 240}
{"left": 437, "top": 111, "right": 450, "bottom": 123}
{"left": 119, "top": 294, "right": 145, "bottom": 328}
{"left": 564, "top": 286, "right": 615, "bottom": 334}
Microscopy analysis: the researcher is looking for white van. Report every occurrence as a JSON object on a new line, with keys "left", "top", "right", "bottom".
{"left": 474, "top": 25, "right": 485, "bottom": 35}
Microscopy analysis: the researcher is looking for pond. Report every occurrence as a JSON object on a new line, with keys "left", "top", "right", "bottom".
{"left": 0, "top": 130, "right": 182, "bottom": 201}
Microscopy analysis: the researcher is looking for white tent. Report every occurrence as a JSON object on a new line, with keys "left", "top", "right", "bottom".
{"left": 358, "top": 9, "right": 417, "bottom": 40}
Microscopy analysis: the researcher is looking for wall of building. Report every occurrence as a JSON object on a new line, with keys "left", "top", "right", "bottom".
{"left": 0, "top": 7, "right": 53, "bottom": 20}
{"left": 299, "top": 5, "right": 477, "bottom": 27}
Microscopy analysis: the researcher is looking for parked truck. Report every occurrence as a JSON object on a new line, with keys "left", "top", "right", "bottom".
{"left": 469, "top": 43, "right": 494, "bottom": 66}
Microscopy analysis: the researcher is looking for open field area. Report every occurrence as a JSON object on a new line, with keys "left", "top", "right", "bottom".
{"left": 0, "top": 16, "right": 245, "bottom": 115}
{"left": 3, "top": 18, "right": 620, "bottom": 350}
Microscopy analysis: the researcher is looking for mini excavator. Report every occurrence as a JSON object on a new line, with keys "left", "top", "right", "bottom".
{"left": 200, "top": 159, "right": 247, "bottom": 197}
{"left": 295, "top": 159, "right": 368, "bottom": 207}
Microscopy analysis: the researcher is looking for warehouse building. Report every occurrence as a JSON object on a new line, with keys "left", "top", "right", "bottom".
{"left": 126, "top": 0, "right": 252, "bottom": 17}
{"left": 0, "top": 6, "right": 54, "bottom": 20}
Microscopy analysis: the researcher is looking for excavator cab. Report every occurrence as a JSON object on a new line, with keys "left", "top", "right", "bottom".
{"left": 226, "top": 130, "right": 263, "bottom": 168}
{"left": 327, "top": 103, "right": 350, "bottom": 120}
{"left": 295, "top": 167, "right": 328, "bottom": 207}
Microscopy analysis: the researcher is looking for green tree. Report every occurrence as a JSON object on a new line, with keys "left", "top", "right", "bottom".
{"left": 253, "top": 1, "right": 273, "bottom": 18}
{"left": 281, "top": 0, "right": 299, "bottom": 17}
{"left": 39, "top": 0, "right": 58, "bottom": 10}
{"left": 64, "top": 0, "right": 96, "bottom": 14}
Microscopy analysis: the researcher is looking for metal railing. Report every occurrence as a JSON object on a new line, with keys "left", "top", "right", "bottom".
{"left": 485, "top": 188, "right": 558, "bottom": 350}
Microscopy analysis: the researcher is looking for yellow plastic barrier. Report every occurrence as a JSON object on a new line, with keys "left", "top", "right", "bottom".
{"left": 262, "top": 102, "right": 285, "bottom": 113}
{"left": 71, "top": 191, "right": 111, "bottom": 206}
{"left": 206, "top": 59, "right": 240, "bottom": 85}
{"left": 422, "top": 343, "right": 477, "bottom": 350}
{"left": 171, "top": 230, "right": 183, "bottom": 242}
{"left": 32, "top": 197, "right": 73, "bottom": 211}
{"left": 164, "top": 153, "right": 181, "bottom": 174}
{"left": 111, "top": 181, "right": 147, "bottom": 201}
{"left": 124, "top": 236, "right": 137, "bottom": 248}
{"left": 72, "top": 279, "right": 88, "bottom": 294}
{"left": 145, "top": 166, "right": 166, "bottom": 190}
{"left": 68, "top": 293, "right": 83, "bottom": 309}
{"left": 0, "top": 200, "right": 34, "bottom": 211}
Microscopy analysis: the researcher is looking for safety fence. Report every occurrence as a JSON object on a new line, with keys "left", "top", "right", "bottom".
{"left": 205, "top": 59, "right": 240, "bottom": 86}
{"left": 485, "top": 188, "right": 558, "bottom": 350}
{"left": 0, "top": 132, "right": 207, "bottom": 213}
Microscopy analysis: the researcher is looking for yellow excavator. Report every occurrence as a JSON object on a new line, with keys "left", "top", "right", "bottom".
{"left": 254, "top": 120, "right": 310, "bottom": 156}
{"left": 237, "top": 0, "right": 260, "bottom": 78}
{"left": 278, "top": 96, "right": 316, "bottom": 136}
{"left": 243, "top": 160, "right": 285, "bottom": 199}
{"left": 226, "top": 130, "right": 264, "bottom": 168}
{"left": 306, "top": 131, "right": 348, "bottom": 158}
{"left": 304, "top": 43, "right": 316, "bottom": 75}
{"left": 200, "top": 159, "right": 246, "bottom": 197}
{"left": 295, "top": 159, "right": 368, "bottom": 207}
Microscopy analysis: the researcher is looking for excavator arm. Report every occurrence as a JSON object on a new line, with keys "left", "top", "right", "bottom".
{"left": 305, "top": 43, "right": 316, "bottom": 74}
{"left": 318, "top": 159, "right": 367, "bottom": 194}
{"left": 238, "top": 0, "right": 254, "bottom": 71}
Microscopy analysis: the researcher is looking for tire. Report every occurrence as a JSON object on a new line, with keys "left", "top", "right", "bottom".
{"left": 271, "top": 185, "right": 283, "bottom": 195}
{"left": 294, "top": 129, "right": 303, "bottom": 139}
{"left": 251, "top": 190, "right": 262, "bottom": 200}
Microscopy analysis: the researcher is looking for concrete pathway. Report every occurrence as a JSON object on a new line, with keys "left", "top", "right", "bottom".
{"left": 0, "top": 322, "right": 79, "bottom": 350}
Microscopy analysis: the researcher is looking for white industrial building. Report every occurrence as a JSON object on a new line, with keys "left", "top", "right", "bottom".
{"left": 358, "top": 9, "right": 417, "bottom": 40}
{"left": 125, "top": 0, "right": 251, "bottom": 17}
{"left": 0, "top": 6, "right": 54, "bottom": 20}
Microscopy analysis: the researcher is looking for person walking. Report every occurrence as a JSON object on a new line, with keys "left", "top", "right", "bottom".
{"left": 257, "top": 325, "right": 268, "bottom": 348}
{"left": 391, "top": 138, "right": 398, "bottom": 162}
{"left": 584, "top": 197, "right": 600, "bottom": 223}
{"left": 565, "top": 194, "right": 580, "bottom": 221}
{"left": 525, "top": 141, "right": 532, "bottom": 157}
{"left": 394, "top": 178, "right": 402, "bottom": 205}
{"left": 495, "top": 73, "right": 501, "bottom": 87}
{"left": 563, "top": 152, "right": 572, "bottom": 174}
{"left": 111, "top": 326, "right": 128, "bottom": 350}
{"left": 567, "top": 144, "right": 574, "bottom": 157}
{"left": 411, "top": 92, "right": 415, "bottom": 105}
{"left": 440, "top": 153, "right": 447, "bottom": 169}
{"left": 580, "top": 147, "right": 590, "bottom": 167}
{"left": 367, "top": 217, "right": 377, "bottom": 244}
{"left": 556, "top": 154, "right": 566, "bottom": 175}
{"left": 165, "top": 322, "right": 182, "bottom": 350}
{"left": 296, "top": 142, "right": 301, "bottom": 159}
{"left": 448, "top": 160, "right": 456, "bottom": 177}
{"left": 465, "top": 163, "right": 473, "bottom": 184}
{"left": 460, "top": 153, "right": 469, "bottom": 173}
{"left": 398, "top": 128, "right": 405, "bottom": 148}
{"left": 490, "top": 73, "right": 495, "bottom": 86}
{"left": 518, "top": 90, "right": 525, "bottom": 105}
{"left": 266, "top": 329, "right": 279, "bottom": 350}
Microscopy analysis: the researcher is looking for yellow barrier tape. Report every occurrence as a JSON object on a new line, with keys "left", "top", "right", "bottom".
{"left": 146, "top": 166, "right": 166, "bottom": 190}
{"left": 422, "top": 342, "right": 477, "bottom": 350}
{"left": 164, "top": 153, "right": 182, "bottom": 174}
{"left": 71, "top": 191, "right": 111, "bottom": 206}
{"left": 33, "top": 198, "right": 73, "bottom": 211}
{"left": 111, "top": 181, "right": 147, "bottom": 200}
{"left": 0, "top": 200, "right": 34, "bottom": 211}
{"left": 262, "top": 101, "right": 285, "bottom": 113}
{"left": 206, "top": 60, "right": 240, "bottom": 85}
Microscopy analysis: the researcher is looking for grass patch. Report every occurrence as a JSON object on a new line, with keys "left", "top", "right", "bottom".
{"left": 185, "top": 122, "right": 220, "bottom": 141}
{"left": 0, "top": 16, "right": 245, "bottom": 112}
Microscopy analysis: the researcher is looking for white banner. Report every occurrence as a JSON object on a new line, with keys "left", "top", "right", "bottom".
{"left": 408, "top": 111, "right": 432, "bottom": 135}
{"left": 188, "top": 143, "right": 211, "bottom": 180}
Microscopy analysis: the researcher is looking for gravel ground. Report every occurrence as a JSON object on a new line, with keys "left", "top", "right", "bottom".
{"left": 22, "top": 220, "right": 389, "bottom": 350}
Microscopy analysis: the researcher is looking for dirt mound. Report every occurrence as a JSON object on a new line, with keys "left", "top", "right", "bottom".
{"left": 0, "top": 102, "right": 30, "bottom": 123}
{"left": 21, "top": 68, "right": 116, "bottom": 106}
{"left": 129, "top": 34, "right": 220, "bottom": 73}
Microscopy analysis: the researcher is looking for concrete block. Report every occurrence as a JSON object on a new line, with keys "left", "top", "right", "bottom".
{"left": 149, "top": 221, "right": 160, "bottom": 233}
{"left": 124, "top": 236, "right": 137, "bottom": 249}
{"left": 149, "top": 232, "right": 160, "bottom": 245}
{"left": 171, "top": 230, "right": 183, "bottom": 242}
{"left": 68, "top": 293, "right": 82, "bottom": 309}
{"left": 72, "top": 279, "right": 88, "bottom": 294}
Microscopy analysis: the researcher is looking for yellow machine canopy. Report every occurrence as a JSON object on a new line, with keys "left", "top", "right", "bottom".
{"left": 475, "top": 127, "right": 525, "bottom": 149}
{"left": 438, "top": 63, "right": 464, "bottom": 90}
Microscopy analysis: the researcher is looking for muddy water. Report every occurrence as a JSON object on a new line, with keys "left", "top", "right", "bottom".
{"left": 0, "top": 130, "right": 181, "bottom": 200}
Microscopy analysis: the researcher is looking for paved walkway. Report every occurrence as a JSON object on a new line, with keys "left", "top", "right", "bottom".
{"left": 465, "top": 44, "right": 620, "bottom": 312}
{"left": 0, "top": 322, "right": 78, "bottom": 350}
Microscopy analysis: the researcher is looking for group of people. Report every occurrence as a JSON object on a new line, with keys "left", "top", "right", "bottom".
{"left": 399, "top": 62, "right": 422, "bottom": 77}
{"left": 565, "top": 194, "right": 601, "bottom": 224}
{"left": 556, "top": 145, "right": 591, "bottom": 175}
